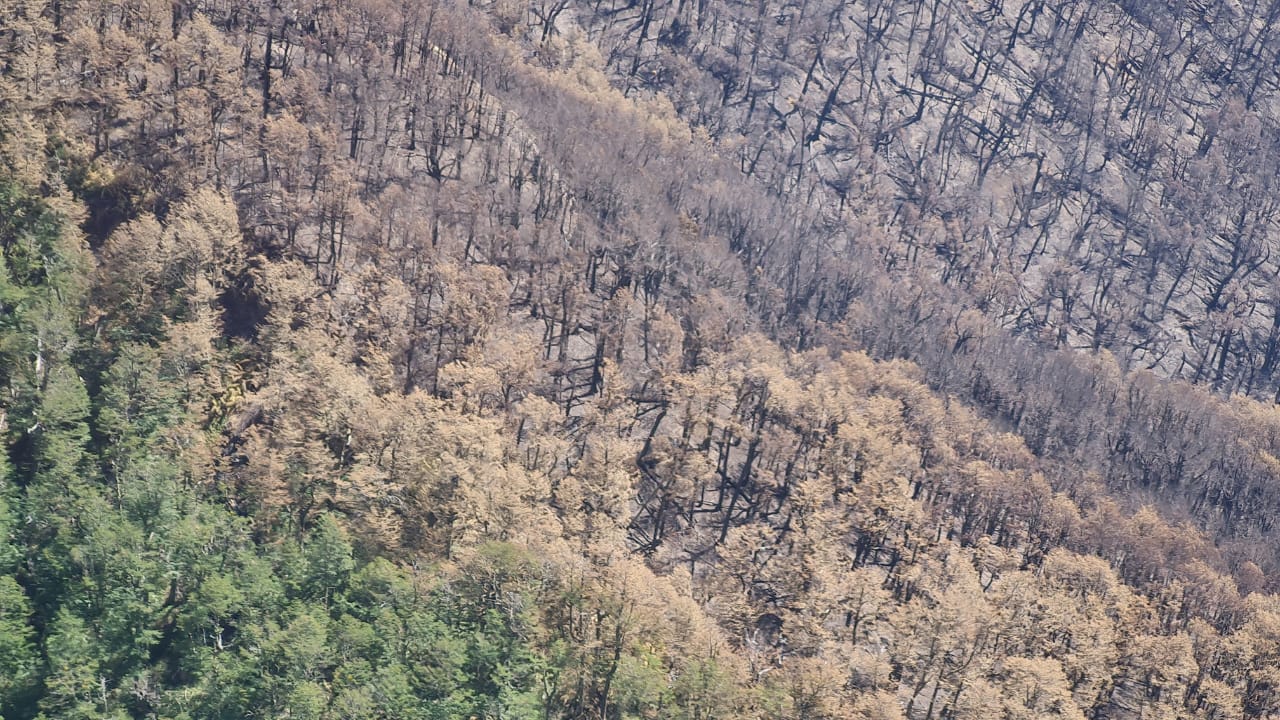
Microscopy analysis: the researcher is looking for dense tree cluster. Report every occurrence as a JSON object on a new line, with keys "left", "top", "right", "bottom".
{"left": 6, "top": 0, "right": 1280, "bottom": 718}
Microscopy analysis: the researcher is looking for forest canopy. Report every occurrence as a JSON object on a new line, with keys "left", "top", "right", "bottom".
{"left": 5, "top": 0, "right": 1280, "bottom": 718}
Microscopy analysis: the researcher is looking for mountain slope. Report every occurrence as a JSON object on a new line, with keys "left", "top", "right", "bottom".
{"left": 4, "top": 0, "right": 1280, "bottom": 719}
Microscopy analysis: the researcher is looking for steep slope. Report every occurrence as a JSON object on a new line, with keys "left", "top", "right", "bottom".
{"left": 569, "top": 0, "right": 1280, "bottom": 390}
{"left": 4, "top": 0, "right": 1280, "bottom": 719}
{"left": 539, "top": 0, "right": 1280, "bottom": 572}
